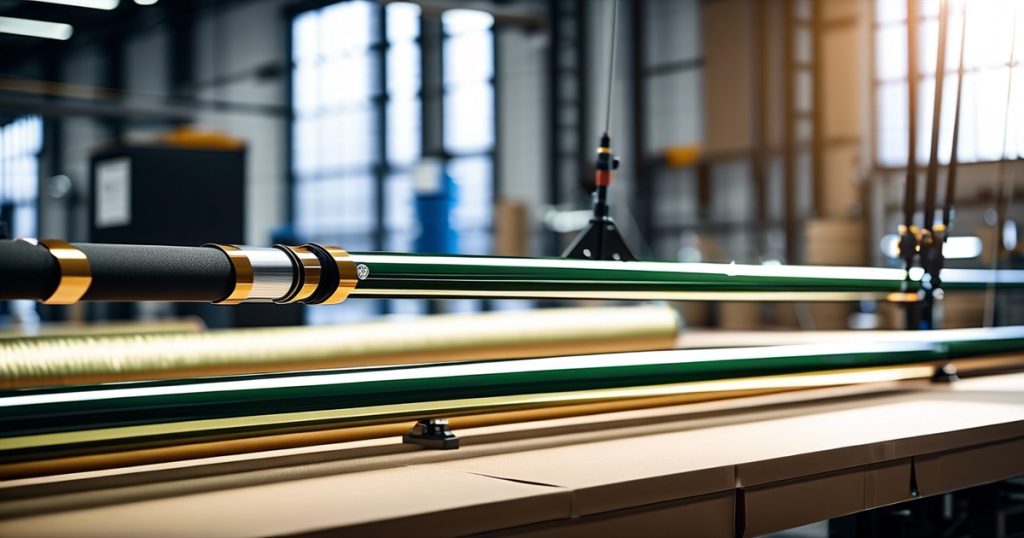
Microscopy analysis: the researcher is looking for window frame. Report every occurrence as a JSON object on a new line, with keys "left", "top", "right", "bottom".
{"left": 870, "top": 0, "right": 1024, "bottom": 169}
{"left": 285, "top": 0, "right": 499, "bottom": 321}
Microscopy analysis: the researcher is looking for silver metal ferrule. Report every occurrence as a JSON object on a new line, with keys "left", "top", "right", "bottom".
{"left": 236, "top": 246, "right": 295, "bottom": 302}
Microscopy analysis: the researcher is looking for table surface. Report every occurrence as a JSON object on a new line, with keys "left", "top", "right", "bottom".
{"left": 1, "top": 370, "right": 1023, "bottom": 537}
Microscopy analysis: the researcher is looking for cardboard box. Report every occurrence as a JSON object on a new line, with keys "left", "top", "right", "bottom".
{"left": 805, "top": 218, "right": 866, "bottom": 266}
{"left": 719, "top": 302, "right": 764, "bottom": 330}
{"left": 494, "top": 200, "right": 529, "bottom": 257}
{"left": 938, "top": 291, "right": 986, "bottom": 329}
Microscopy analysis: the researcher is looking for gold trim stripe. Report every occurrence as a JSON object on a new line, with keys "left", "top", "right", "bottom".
{"left": 204, "top": 244, "right": 254, "bottom": 304}
{"left": 317, "top": 245, "right": 358, "bottom": 305}
{"left": 38, "top": 239, "right": 92, "bottom": 305}
{"left": 277, "top": 245, "right": 321, "bottom": 304}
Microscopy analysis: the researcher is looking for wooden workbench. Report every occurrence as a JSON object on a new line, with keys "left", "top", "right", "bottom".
{"left": 1, "top": 372, "right": 1023, "bottom": 537}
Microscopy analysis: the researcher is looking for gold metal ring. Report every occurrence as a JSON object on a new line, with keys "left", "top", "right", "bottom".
{"left": 886, "top": 291, "right": 922, "bottom": 303}
{"left": 279, "top": 245, "right": 321, "bottom": 303}
{"left": 37, "top": 239, "right": 92, "bottom": 305}
{"left": 597, "top": 147, "right": 612, "bottom": 154}
{"left": 320, "top": 245, "right": 358, "bottom": 305}
{"left": 205, "top": 244, "right": 254, "bottom": 304}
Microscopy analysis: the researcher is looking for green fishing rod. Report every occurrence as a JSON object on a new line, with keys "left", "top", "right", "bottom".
{"left": 3, "top": 239, "right": 1023, "bottom": 305}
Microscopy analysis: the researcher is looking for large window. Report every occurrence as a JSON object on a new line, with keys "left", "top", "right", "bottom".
{"left": 292, "top": 0, "right": 382, "bottom": 324}
{"left": 443, "top": 9, "right": 496, "bottom": 257}
{"left": 0, "top": 115, "right": 43, "bottom": 324}
{"left": 441, "top": 9, "right": 496, "bottom": 314}
{"left": 291, "top": 2, "right": 495, "bottom": 323}
{"left": 0, "top": 115, "right": 41, "bottom": 239}
{"left": 874, "top": 0, "right": 1024, "bottom": 167}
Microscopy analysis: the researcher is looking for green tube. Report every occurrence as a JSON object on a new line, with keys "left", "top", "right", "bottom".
{"left": 938, "top": 268, "right": 1024, "bottom": 290}
{"left": 1, "top": 326, "right": 1023, "bottom": 462}
{"left": 348, "top": 253, "right": 1024, "bottom": 301}
{"left": 348, "top": 253, "right": 911, "bottom": 301}
{"left": 791, "top": 326, "right": 1024, "bottom": 357}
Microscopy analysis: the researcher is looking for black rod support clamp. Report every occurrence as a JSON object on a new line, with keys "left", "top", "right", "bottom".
{"left": 402, "top": 418, "right": 460, "bottom": 450}
{"left": 563, "top": 134, "right": 636, "bottom": 261}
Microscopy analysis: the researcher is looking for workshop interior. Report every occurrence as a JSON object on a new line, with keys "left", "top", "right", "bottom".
{"left": 1, "top": 0, "right": 1024, "bottom": 536}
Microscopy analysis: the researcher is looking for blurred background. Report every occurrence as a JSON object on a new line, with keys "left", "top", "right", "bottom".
{"left": 0, "top": 0, "right": 1022, "bottom": 331}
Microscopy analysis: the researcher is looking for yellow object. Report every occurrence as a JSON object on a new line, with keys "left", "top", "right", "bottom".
{"left": 663, "top": 145, "right": 701, "bottom": 168}
{"left": 886, "top": 291, "right": 921, "bottom": 303}
{"left": 160, "top": 127, "right": 244, "bottom": 150}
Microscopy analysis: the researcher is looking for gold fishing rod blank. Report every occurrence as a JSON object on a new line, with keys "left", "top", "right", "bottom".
{"left": 0, "top": 305, "right": 681, "bottom": 389}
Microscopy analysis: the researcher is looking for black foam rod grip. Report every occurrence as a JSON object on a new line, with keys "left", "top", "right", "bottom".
{"left": 0, "top": 240, "right": 60, "bottom": 301}
{"left": 78, "top": 244, "right": 234, "bottom": 301}
{"left": 0, "top": 241, "right": 234, "bottom": 302}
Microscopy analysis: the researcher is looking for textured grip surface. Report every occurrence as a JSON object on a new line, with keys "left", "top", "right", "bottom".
{"left": 77, "top": 243, "right": 233, "bottom": 301}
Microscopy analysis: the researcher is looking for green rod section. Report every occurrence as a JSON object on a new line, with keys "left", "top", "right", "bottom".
{"left": 4, "top": 325, "right": 1024, "bottom": 443}
{"left": 349, "top": 253, "right": 914, "bottom": 300}
{"left": 348, "top": 253, "right": 1024, "bottom": 300}
{"left": 0, "top": 342, "right": 937, "bottom": 447}
{"left": 937, "top": 268, "right": 1024, "bottom": 290}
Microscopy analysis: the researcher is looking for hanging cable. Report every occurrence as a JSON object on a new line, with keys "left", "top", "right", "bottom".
{"left": 927, "top": 0, "right": 970, "bottom": 330}
{"left": 603, "top": 0, "right": 619, "bottom": 138}
{"left": 984, "top": 7, "right": 1018, "bottom": 328}
{"left": 899, "top": 0, "right": 923, "bottom": 329}
{"left": 923, "top": 0, "right": 949, "bottom": 237}
{"left": 942, "top": 1, "right": 968, "bottom": 231}
{"left": 562, "top": 0, "right": 635, "bottom": 261}
{"left": 901, "top": 0, "right": 921, "bottom": 242}
{"left": 919, "top": 0, "right": 951, "bottom": 328}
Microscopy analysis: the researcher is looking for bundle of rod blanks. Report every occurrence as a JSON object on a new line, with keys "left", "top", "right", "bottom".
{"left": 3, "top": 326, "right": 1024, "bottom": 479}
